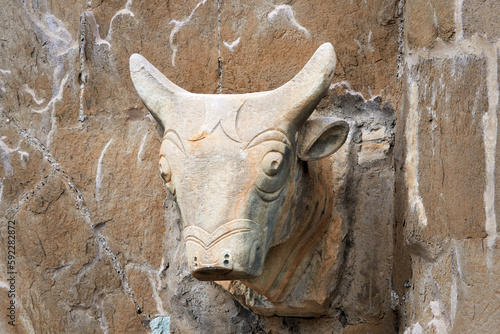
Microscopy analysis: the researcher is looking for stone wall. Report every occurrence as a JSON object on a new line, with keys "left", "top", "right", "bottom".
{"left": 394, "top": 0, "right": 500, "bottom": 332}
{"left": 0, "top": 1, "right": 399, "bottom": 332}
{"left": 3, "top": 0, "right": 498, "bottom": 333}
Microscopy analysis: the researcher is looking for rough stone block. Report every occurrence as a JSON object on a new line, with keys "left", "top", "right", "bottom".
{"left": 463, "top": 0, "right": 500, "bottom": 41}
{"left": 0, "top": 175, "right": 145, "bottom": 333}
{"left": 404, "top": 238, "right": 500, "bottom": 333}
{"left": 406, "top": 0, "right": 455, "bottom": 49}
{"left": 0, "top": 1, "right": 399, "bottom": 332}
{"left": 412, "top": 56, "right": 487, "bottom": 241}
{"left": 358, "top": 142, "right": 390, "bottom": 165}
{"left": 220, "top": 0, "right": 399, "bottom": 99}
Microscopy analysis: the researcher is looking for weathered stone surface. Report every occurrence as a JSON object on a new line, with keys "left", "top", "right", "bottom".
{"left": 87, "top": 0, "right": 220, "bottom": 94}
{"left": 130, "top": 43, "right": 351, "bottom": 316}
{"left": 406, "top": 0, "right": 455, "bottom": 49}
{"left": 462, "top": 0, "right": 500, "bottom": 41}
{"left": 0, "top": 175, "right": 145, "bottom": 333}
{"left": 219, "top": 0, "right": 399, "bottom": 99}
{"left": 396, "top": 0, "right": 500, "bottom": 331}
{"left": 416, "top": 57, "right": 487, "bottom": 241}
{"left": 358, "top": 142, "right": 391, "bottom": 165}
{"left": 318, "top": 94, "right": 396, "bottom": 325}
{"left": 1, "top": 0, "right": 399, "bottom": 332}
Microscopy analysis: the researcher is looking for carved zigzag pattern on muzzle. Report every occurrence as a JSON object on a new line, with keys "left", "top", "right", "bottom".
{"left": 183, "top": 219, "right": 264, "bottom": 250}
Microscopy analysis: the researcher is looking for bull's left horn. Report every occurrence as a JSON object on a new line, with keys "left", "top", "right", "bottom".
{"left": 129, "top": 54, "right": 189, "bottom": 129}
{"left": 270, "top": 43, "right": 336, "bottom": 130}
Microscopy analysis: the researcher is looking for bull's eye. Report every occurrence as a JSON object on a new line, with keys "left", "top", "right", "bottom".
{"left": 262, "top": 151, "right": 284, "bottom": 176}
{"left": 246, "top": 130, "right": 293, "bottom": 202}
{"left": 159, "top": 156, "right": 171, "bottom": 182}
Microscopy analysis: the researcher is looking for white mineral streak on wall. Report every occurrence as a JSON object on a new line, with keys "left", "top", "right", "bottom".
{"left": 355, "top": 31, "right": 375, "bottom": 54}
{"left": 406, "top": 81, "right": 428, "bottom": 227}
{"left": 427, "top": 301, "right": 448, "bottom": 333}
{"left": 155, "top": 258, "right": 168, "bottom": 315}
{"left": 223, "top": 37, "right": 241, "bottom": 53}
{"left": 0, "top": 138, "right": 15, "bottom": 178}
{"left": 0, "top": 178, "right": 4, "bottom": 206}
{"left": 354, "top": 39, "right": 363, "bottom": 54}
{"left": 454, "top": 0, "right": 464, "bottom": 41}
{"left": 84, "top": 11, "right": 111, "bottom": 47}
{"left": 23, "top": 84, "right": 46, "bottom": 105}
{"left": 24, "top": 2, "right": 77, "bottom": 57}
{"left": 483, "top": 44, "right": 498, "bottom": 272}
{"left": 268, "top": 5, "right": 311, "bottom": 38}
{"left": 450, "top": 268, "right": 458, "bottom": 326}
{"left": 0, "top": 281, "right": 9, "bottom": 290}
{"left": 18, "top": 313, "right": 36, "bottom": 334}
{"left": 96, "top": 139, "right": 113, "bottom": 201}
{"left": 106, "top": 0, "right": 135, "bottom": 39}
{"left": 150, "top": 271, "right": 166, "bottom": 315}
{"left": 367, "top": 30, "right": 374, "bottom": 51}
{"left": 169, "top": 0, "right": 208, "bottom": 67}
{"left": 0, "top": 69, "right": 11, "bottom": 93}
{"left": 137, "top": 133, "right": 148, "bottom": 164}
{"left": 432, "top": 9, "right": 438, "bottom": 30}
{"left": 24, "top": 1, "right": 78, "bottom": 148}
{"left": 94, "top": 295, "right": 110, "bottom": 334}
{"left": 330, "top": 80, "right": 381, "bottom": 103}
{"left": 79, "top": 72, "right": 86, "bottom": 122}
{"left": 32, "top": 72, "right": 69, "bottom": 116}
{"left": 125, "top": 261, "right": 166, "bottom": 315}
{"left": 46, "top": 72, "right": 70, "bottom": 148}
{"left": 0, "top": 136, "right": 29, "bottom": 178}
{"left": 403, "top": 322, "right": 423, "bottom": 334}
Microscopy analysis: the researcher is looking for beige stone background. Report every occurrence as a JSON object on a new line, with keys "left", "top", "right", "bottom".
{"left": 0, "top": 0, "right": 497, "bottom": 333}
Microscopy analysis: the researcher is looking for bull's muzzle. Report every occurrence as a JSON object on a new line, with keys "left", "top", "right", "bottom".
{"left": 183, "top": 219, "right": 265, "bottom": 280}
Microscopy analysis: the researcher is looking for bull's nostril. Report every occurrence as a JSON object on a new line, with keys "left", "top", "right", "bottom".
{"left": 223, "top": 260, "right": 229, "bottom": 266}
{"left": 224, "top": 254, "right": 230, "bottom": 259}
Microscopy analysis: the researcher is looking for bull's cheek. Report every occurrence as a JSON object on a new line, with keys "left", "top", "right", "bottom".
{"left": 242, "top": 181, "right": 292, "bottom": 253}
{"left": 264, "top": 184, "right": 296, "bottom": 247}
{"left": 170, "top": 181, "right": 195, "bottom": 229}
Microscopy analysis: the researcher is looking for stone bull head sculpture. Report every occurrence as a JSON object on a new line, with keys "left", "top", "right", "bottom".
{"left": 129, "top": 43, "right": 349, "bottom": 314}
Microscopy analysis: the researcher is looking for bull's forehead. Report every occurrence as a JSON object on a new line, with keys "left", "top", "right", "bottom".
{"left": 164, "top": 125, "right": 249, "bottom": 164}
{"left": 163, "top": 127, "right": 255, "bottom": 230}
{"left": 161, "top": 126, "right": 294, "bottom": 232}
{"left": 181, "top": 128, "right": 250, "bottom": 183}
{"left": 168, "top": 94, "right": 299, "bottom": 144}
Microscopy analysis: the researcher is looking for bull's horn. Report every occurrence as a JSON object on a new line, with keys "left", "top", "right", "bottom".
{"left": 130, "top": 43, "right": 336, "bottom": 135}
{"left": 270, "top": 42, "right": 336, "bottom": 129}
{"left": 129, "top": 54, "right": 189, "bottom": 129}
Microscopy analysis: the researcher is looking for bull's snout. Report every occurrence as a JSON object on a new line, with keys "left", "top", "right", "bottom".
{"left": 183, "top": 219, "right": 266, "bottom": 280}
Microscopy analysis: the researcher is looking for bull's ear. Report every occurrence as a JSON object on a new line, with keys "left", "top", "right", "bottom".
{"left": 297, "top": 118, "right": 349, "bottom": 161}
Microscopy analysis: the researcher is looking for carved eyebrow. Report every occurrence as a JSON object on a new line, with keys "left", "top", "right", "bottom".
{"left": 164, "top": 129, "right": 185, "bottom": 155}
{"left": 245, "top": 129, "right": 292, "bottom": 150}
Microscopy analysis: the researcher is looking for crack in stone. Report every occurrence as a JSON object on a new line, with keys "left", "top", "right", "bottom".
{"left": 217, "top": 0, "right": 222, "bottom": 93}
{"left": 79, "top": 12, "right": 89, "bottom": 123}
{"left": 3, "top": 170, "right": 57, "bottom": 221}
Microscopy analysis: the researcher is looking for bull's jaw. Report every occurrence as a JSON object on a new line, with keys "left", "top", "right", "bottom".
{"left": 183, "top": 219, "right": 266, "bottom": 280}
